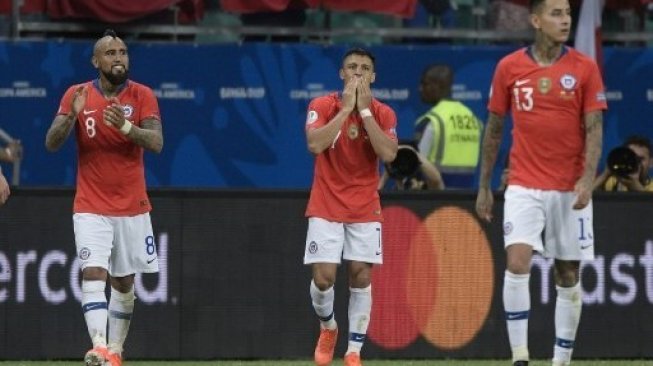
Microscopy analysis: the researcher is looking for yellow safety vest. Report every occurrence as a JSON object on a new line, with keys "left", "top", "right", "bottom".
{"left": 416, "top": 100, "right": 482, "bottom": 174}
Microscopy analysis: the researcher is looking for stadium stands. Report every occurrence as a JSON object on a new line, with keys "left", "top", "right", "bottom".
{"left": 2, "top": 0, "right": 653, "bottom": 45}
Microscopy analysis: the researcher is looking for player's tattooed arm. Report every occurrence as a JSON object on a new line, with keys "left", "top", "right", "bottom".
{"left": 45, "top": 114, "right": 75, "bottom": 152}
{"left": 573, "top": 110, "right": 603, "bottom": 209}
{"left": 126, "top": 118, "right": 163, "bottom": 153}
{"left": 476, "top": 112, "right": 504, "bottom": 222}
{"left": 581, "top": 110, "right": 603, "bottom": 183}
{"left": 478, "top": 112, "right": 504, "bottom": 189}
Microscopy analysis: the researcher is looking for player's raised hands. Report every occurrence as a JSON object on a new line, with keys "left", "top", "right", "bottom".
{"left": 341, "top": 78, "right": 357, "bottom": 113}
{"left": 103, "top": 97, "right": 126, "bottom": 128}
{"left": 356, "top": 76, "right": 372, "bottom": 111}
{"left": 70, "top": 85, "right": 87, "bottom": 116}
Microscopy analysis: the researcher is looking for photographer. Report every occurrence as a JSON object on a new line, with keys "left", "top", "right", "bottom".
{"left": 379, "top": 143, "right": 445, "bottom": 191}
{"left": 594, "top": 135, "right": 653, "bottom": 192}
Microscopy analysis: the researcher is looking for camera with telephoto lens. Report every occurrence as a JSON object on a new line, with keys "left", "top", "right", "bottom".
{"left": 607, "top": 146, "right": 639, "bottom": 178}
{"left": 386, "top": 146, "right": 421, "bottom": 179}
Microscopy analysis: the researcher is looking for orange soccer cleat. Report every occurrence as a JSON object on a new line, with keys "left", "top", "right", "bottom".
{"left": 314, "top": 327, "right": 338, "bottom": 366}
{"left": 343, "top": 352, "right": 362, "bottom": 366}
{"left": 84, "top": 346, "right": 109, "bottom": 366}
{"left": 106, "top": 351, "right": 122, "bottom": 366}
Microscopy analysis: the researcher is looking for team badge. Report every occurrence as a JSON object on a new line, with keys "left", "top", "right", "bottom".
{"left": 122, "top": 104, "right": 134, "bottom": 118}
{"left": 308, "top": 241, "right": 318, "bottom": 254}
{"left": 559, "top": 74, "right": 577, "bottom": 91}
{"left": 503, "top": 222, "right": 513, "bottom": 236}
{"left": 79, "top": 247, "right": 91, "bottom": 260}
{"left": 348, "top": 124, "right": 359, "bottom": 139}
{"left": 306, "top": 110, "right": 318, "bottom": 125}
{"left": 538, "top": 77, "right": 552, "bottom": 94}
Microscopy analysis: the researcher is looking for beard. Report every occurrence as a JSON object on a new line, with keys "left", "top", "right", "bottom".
{"left": 101, "top": 67, "right": 129, "bottom": 86}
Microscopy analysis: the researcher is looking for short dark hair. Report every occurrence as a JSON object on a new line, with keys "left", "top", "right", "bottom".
{"left": 529, "top": 0, "right": 546, "bottom": 14}
{"left": 423, "top": 64, "right": 453, "bottom": 86}
{"left": 342, "top": 47, "right": 376, "bottom": 68}
{"left": 624, "top": 135, "right": 652, "bottom": 155}
{"left": 103, "top": 29, "right": 117, "bottom": 38}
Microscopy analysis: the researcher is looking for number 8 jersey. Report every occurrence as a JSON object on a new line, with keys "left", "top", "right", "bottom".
{"left": 488, "top": 46, "right": 607, "bottom": 191}
{"left": 56, "top": 79, "right": 161, "bottom": 215}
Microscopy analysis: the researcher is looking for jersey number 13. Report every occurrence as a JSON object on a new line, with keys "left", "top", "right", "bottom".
{"left": 513, "top": 87, "right": 534, "bottom": 111}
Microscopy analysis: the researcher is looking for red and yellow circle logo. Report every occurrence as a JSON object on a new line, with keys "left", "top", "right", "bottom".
{"left": 368, "top": 205, "right": 494, "bottom": 350}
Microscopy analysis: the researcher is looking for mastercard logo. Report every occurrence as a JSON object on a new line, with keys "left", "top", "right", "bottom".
{"left": 368, "top": 205, "right": 495, "bottom": 350}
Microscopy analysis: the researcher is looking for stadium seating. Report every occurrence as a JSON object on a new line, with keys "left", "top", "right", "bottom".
{"left": 329, "top": 11, "right": 402, "bottom": 45}
{"left": 195, "top": 9, "right": 242, "bottom": 43}
{"left": 1, "top": 0, "right": 651, "bottom": 45}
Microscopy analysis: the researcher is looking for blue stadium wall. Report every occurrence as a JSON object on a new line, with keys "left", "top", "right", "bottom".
{"left": 0, "top": 189, "right": 652, "bottom": 360}
{"left": 0, "top": 41, "right": 652, "bottom": 188}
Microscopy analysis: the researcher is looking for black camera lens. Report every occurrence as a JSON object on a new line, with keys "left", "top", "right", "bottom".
{"left": 607, "top": 146, "right": 639, "bottom": 177}
{"left": 387, "top": 146, "right": 420, "bottom": 179}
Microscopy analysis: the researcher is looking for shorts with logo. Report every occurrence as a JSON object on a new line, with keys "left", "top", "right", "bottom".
{"left": 304, "top": 217, "right": 383, "bottom": 265}
{"left": 503, "top": 185, "right": 594, "bottom": 260}
{"left": 73, "top": 212, "right": 159, "bottom": 276}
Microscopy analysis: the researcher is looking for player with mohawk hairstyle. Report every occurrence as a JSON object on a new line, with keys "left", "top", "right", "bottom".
{"left": 45, "top": 29, "right": 163, "bottom": 366}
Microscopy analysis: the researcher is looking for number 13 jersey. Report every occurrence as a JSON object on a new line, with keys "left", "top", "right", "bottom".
{"left": 488, "top": 46, "right": 607, "bottom": 191}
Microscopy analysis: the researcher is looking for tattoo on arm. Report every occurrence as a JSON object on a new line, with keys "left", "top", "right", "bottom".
{"left": 583, "top": 111, "right": 603, "bottom": 181}
{"left": 45, "top": 114, "right": 75, "bottom": 152}
{"left": 478, "top": 112, "right": 505, "bottom": 188}
{"left": 127, "top": 118, "right": 163, "bottom": 153}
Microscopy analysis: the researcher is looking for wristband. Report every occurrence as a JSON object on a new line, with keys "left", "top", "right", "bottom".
{"left": 120, "top": 120, "right": 133, "bottom": 135}
{"left": 359, "top": 108, "right": 372, "bottom": 118}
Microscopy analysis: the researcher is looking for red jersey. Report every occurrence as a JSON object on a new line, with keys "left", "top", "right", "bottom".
{"left": 305, "top": 93, "right": 397, "bottom": 223}
{"left": 488, "top": 46, "right": 607, "bottom": 190}
{"left": 57, "top": 79, "right": 161, "bottom": 215}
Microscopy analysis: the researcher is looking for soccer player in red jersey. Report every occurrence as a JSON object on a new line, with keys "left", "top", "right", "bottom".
{"left": 303, "top": 48, "right": 398, "bottom": 366}
{"left": 475, "top": 1, "right": 606, "bottom": 365}
{"left": 45, "top": 30, "right": 163, "bottom": 366}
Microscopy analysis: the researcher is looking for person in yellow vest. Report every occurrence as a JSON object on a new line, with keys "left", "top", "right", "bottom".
{"left": 594, "top": 135, "right": 653, "bottom": 192}
{"left": 414, "top": 64, "right": 483, "bottom": 188}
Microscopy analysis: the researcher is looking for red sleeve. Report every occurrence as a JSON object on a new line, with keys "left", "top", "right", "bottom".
{"left": 377, "top": 104, "right": 398, "bottom": 141}
{"left": 305, "top": 97, "right": 332, "bottom": 131}
{"left": 487, "top": 58, "right": 511, "bottom": 116}
{"left": 139, "top": 86, "right": 161, "bottom": 123}
{"left": 582, "top": 60, "right": 608, "bottom": 114}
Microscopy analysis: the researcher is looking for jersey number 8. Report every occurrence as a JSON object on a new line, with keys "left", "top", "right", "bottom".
{"left": 85, "top": 117, "right": 97, "bottom": 138}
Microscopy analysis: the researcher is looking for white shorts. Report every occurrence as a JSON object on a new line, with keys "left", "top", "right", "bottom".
{"left": 304, "top": 217, "right": 383, "bottom": 265}
{"left": 503, "top": 185, "right": 594, "bottom": 260}
{"left": 73, "top": 212, "right": 159, "bottom": 277}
